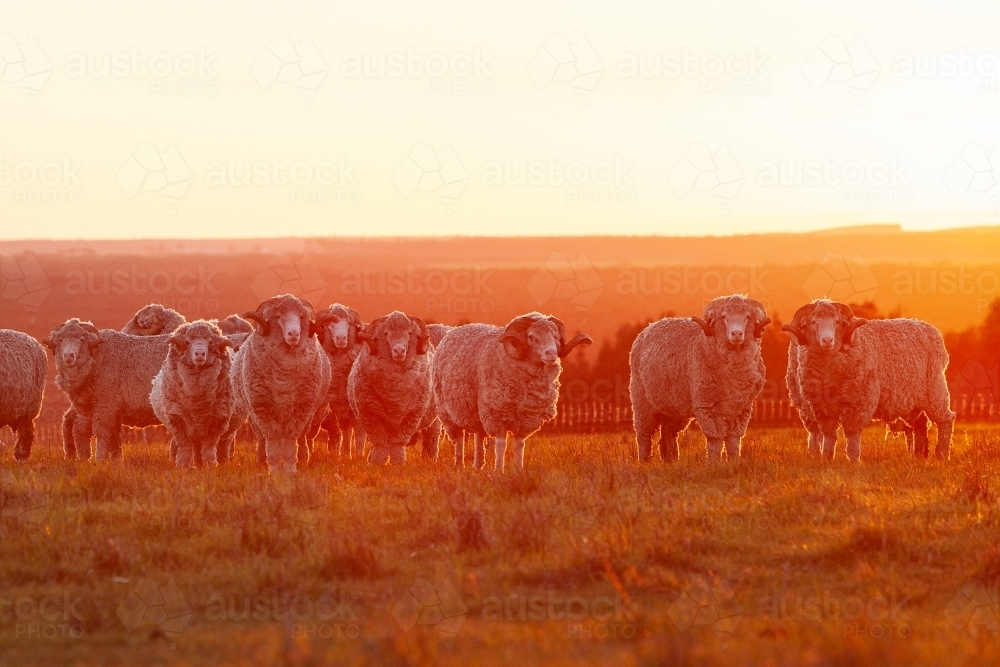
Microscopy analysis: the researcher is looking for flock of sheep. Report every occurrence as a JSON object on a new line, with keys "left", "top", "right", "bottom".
{"left": 0, "top": 293, "right": 954, "bottom": 470}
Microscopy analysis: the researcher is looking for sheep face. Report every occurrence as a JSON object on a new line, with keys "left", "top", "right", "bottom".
{"left": 43, "top": 319, "right": 102, "bottom": 370}
{"left": 243, "top": 295, "right": 318, "bottom": 349}
{"left": 317, "top": 304, "right": 362, "bottom": 351}
{"left": 131, "top": 305, "right": 168, "bottom": 335}
{"left": 501, "top": 313, "right": 593, "bottom": 366}
{"left": 361, "top": 311, "right": 428, "bottom": 363}
{"left": 169, "top": 321, "right": 231, "bottom": 368}
{"left": 216, "top": 315, "right": 253, "bottom": 335}
{"left": 783, "top": 300, "right": 866, "bottom": 352}
{"left": 693, "top": 296, "right": 770, "bottom": 349}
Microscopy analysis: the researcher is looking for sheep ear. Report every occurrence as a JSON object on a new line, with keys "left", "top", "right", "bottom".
{"left": 242, "top": 310, "right": 270, "bottom": 336}
{"left": 781, "top": 323, "right": 803, "bottom": 344}
{"left": 168, "top": 333, "right": 189, "bottom": 351}
{"left": 410, "top": 316, "right": 431, "bottom": 354}
{"left": 41, "top": 337, "right": 56, "bottom": 351}
{"left": 559, "top": 333, "right": 592, "bottom": 357}
{"left": 844, "top": 318, "right": 867, "bottom": 346}
{"left": 348, "top": 308, "right": 363, "bottom": 331}
{"left": 501, "top": 315, "right": 533, "bottom": 360}
{"left": 692, "top": 316, "right": 714, "bottom": 336}
{"left": 754, "top": 316, "right": 772, "bottom": 339}
{"left": 361, "top": 316, "right": 387, "bottom": 355}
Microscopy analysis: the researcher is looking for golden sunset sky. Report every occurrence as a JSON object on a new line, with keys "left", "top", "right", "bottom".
{"left": 2, "top": 0, "right": 1000, "bottom": 239}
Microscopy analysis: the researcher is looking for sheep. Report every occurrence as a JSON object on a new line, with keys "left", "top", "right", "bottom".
{"left": 212, "top": 314, "right": 254, "bottom": 335}
{"left": 781, "top": 299, "right": 954, "bottom": 462}
{"left": 407, "top": 322, "right": 452, "bottom": 459}
{"left": 230, "top": 295, "right": 333, "bottom": 473}
{"left": 629, "top": 295, "right": 769, "bottom": 463}
{"left": 315, "top": 304, "right": 367, "bottom": 458}
{"left": 44, "top": 319, "right": 169, "bottom": 461}
{"left": 122, "top": 304, "right": 185, "bottom": 336}
{"left": 347, "top": 311, "right": 434, "bottom": 465}
{"left": 0, "top": 330, "right": 47, "bottom": 461}
{"left": 149, "top": 321, "right": 242, "bottom": 468}
{"left": 433, "top": 312, "right": 592, "bottom": 472}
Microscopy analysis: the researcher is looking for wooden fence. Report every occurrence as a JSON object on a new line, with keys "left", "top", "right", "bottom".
{"left": 6, "top": 395, "right": 999, "bottom": 449}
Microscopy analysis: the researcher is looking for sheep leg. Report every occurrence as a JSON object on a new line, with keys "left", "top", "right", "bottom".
{"left": 367, "top": 444, "right": 389, "bottom": 465}
{"left": 71, "top": 414, "right": 92, "bottom": 461}
{"left": 422, "top": 422, "right": 440, "bottom": 460}
{"left": 444, "top": 424, "right": 465, "bottom": 468}
{"left": 12, "top": 417, "right": 35, "bottom": 461}
{"left": 705, "top": 438, "right": 724, "bottom": 462}
{"left": 931, "top": 410, "right": 955, "bottom": 461}
{"left": 494, "top": 435, "right": 507, "bottom": 473}
{"left": 633, "top": 413, "right": 658, "bottom": 464}
{"left": 472, "top": 433, "right": 487, "bottom": 470}
{"left": 511, "top": 437, "right": 526, "bottom": 471}
{"left": 352, "top": 425, "right": 366, "bottom": 459}
{"left": 820, "top": 425, "right": 838, "bottom": 461}
{"left": 659, "top": 425, "right": 679, "bottom": 462}
{"left": 92, "top": 417, "right": 122, "bottom": 463}
{"left": 296, "top": 436, "right": 311, "bottom": 467}
{"left": 388, "top": 445, "right": 407, "bottom": 465}
{"left": 905, "top": 431, "right": 915, "bottom": 454}
{"left": 323, "top": 413, "right": 342, "bottom": 456}
{"left": 265, "top": 438, "right": 297, "bottom": 474}
{"left": 174, "top": 435, "right": 195, "bottom": 469}
{"left": 913, "top": 414, "right": 930, "bottom": 459}
{"left": 844, "top": 430, "right": 862, "bottom": 463}
{"left": 724, "top": 435, "right": 741, "bottom": 462}
{"left": 807, "top": 431, "right": 822, "bottom": 456}
{"left": 62, "top": 408, "right": 77, "bottom": 460}
{"left": 199, "top": 436, "right": 219, "bottom": 467}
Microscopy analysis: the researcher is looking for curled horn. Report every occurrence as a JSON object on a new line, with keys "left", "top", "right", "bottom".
{"left": 78, "top": 321, "right": 104, "bottom": 351}
{"left": 832, "top": 301, "right": 867, "bottom": 347}
{"left": 410, "top": 316, "right": 430, "bottom": 354}
{"left": 359, "top": 315, "right": 388, "bottom": 355}
{"left": 781, "top": 302, "right": 816, "bottom": 345}
{"left": 747, "top": 298, "right": 770, "bottom": 338}
{"left": 312, "top": 308, "right": 341, "bottom": 338}
{"left": 500, "top": 314, "right": 535, "bottom": 360}
{"left": 547, "top": 316, "right": 592, "bottom": 357}
{"left": 242, "top": 311, "right": 269, "bottom": 336}
{"left": 691, "top": 316, "right": 714, "bottom": 336}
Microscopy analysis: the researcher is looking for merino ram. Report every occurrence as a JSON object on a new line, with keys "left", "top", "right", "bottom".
{"left": 629, "top": 295, "right": 769, "bottom": 462}
{"left": 0, "top": 330, "right": 47, "bottom": 461}
{"left": 348, "top": 311, "right": 434, "bottom": 465}
{"left": 122, "top": 304, "right": 185, "bottom": 336}
{"left": 44, "top": 319, "right": 168, "bottom": 461}
{"left": 433, "top": 313, "right": 591, "bottom": 472}
{"left": 150, "top": 321, "right": 242, "bottom": 468}
{"left": 781, "top": 299, "right": 954, "bottom": 461}
{"left": 231, "top": 295, "right": 333, "bottom": 473}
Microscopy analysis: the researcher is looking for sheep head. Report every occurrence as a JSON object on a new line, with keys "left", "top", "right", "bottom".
{"left": 169, "top": 320, "right": 232, "bottom": 368}
{"left": 243, "top": 295, "right": 316, "bottom": 348}
{"left": 214, "top": 314, "right": 254, "bottom": 335}
{"left": 781, "top": 300, "right": 867, "bottom": 352}
{"left": 43, "top": 319, "right": 102, "bottom": 370}
{"left": 316, "top": 303, "right": 362, "bottom": 351}
{"left": 128, "top": 304, "right": 177, "bottom": 336}
{"left": 693, "top": 295, "right": 770, "bottom": 348}
{"left": 359, "top": 311, "right": 429, "bottom": 363}
{"left": 501, "top": 312, "right": 592, "bottom": 366}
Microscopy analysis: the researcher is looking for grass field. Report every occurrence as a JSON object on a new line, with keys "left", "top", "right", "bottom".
{"left": 2, "top": 425, "right": 1000, "bottom": 666}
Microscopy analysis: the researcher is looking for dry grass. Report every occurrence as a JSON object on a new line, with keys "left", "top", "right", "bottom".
{"left": 2, "top": 425, "right": 1000, "bottom": 666}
